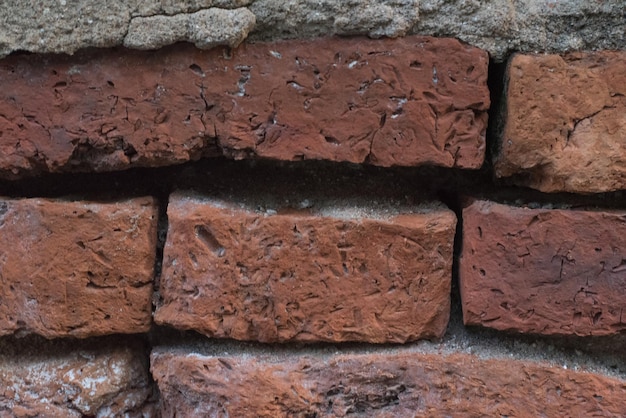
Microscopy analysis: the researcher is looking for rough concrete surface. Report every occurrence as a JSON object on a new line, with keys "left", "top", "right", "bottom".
{"left": 156, "top": 191, "right": 456, "bottom": 343}
{"left": 495, "top": 51, "right": 626, "bottom": 193}
{"left": 0, "top": 338, "right": 154, "bottom": 417}
{"left": 248, "top": 0, "right": 420, "bottom": 40}
{"left": 1, "top": 1, "right": 624, "bottom": 60}
{"left": 460, "top": 199, "right": 626, "bottom": 337}
{"left": 0, "top": 36, "right": 488, "bottom": 178}
{"left": 151, "top": 347, "right": 626, "bottom": 417}
{"left": 124, "top": 8, "right": 256, "bottom": 50}
{"left": 0, "top": 197, "right": 157, "bottom": 338}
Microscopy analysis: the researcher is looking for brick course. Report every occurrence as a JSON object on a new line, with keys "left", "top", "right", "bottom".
{"left": 0, "top": 36, "right": 489, "bottom": 178}
{"left": 460, "top": 199, "right": 626, "bottom": 337}
{"left": 0, "top": 197, "right": 157, "bottom": 338}
{"left": 151, "top": 348, "right": 626, "bottom": 417}
{"left": 155, "top": 192, "right": 456, "bottom": 343}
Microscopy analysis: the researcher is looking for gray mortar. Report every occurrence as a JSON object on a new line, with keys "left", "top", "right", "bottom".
{"left": 1, "top": 1, "right": 624, "bottom": 61}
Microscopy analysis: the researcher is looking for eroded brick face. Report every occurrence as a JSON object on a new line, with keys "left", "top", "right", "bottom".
{"left": 460, "top": 199, "right": 626, "bottom": 337}
{"left": 495, "top": 51, "right": 626, "bottom": 193}
{"left": 0, "top": 36, "right": 489, "bottom": 178}
{"left": 151, "top": 349, "right": 626, "bottom": 417}
{"left": 155, "top": 192, "right": 457, "bottom": 343}
{"left": 0, "top": 339, "right": 154, "bottom": 416}
{"left": 0, "top": 197, "right": 157, "bottom": 338}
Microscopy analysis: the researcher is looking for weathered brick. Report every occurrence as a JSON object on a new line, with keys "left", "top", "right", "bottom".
{"left": 0, "top": 36, "right": 489, "bottom": 178}
{"left": 460, "top": 199, "right": 626, "bottom": 337}
{"left": 155, "top": 192, "right": 456, "bottom": 343}
{"left": 0, "top": 197, "right": 157, "bottom": 338}
{"left": 0, "top": 338, "right": 154, "bottom": 417}
{"left": 151, "top": 347, "right": 626, "bottom": 417}
{"left": 495, "top": 51, "right": 626, "bottom": 193}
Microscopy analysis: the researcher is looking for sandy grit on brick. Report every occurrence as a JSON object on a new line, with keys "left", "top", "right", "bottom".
{"left": 0, "top": 338, "right": 154, "bottom": 417}
{"left": 155, "top": 191, "right": 456, "bottom": 343}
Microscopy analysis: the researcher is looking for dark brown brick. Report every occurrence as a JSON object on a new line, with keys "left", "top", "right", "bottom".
{"left": 151, "top": 348, "right": 626, "bottom": 417}
{"left": 0, "top": 197, "right": 157, "bottom": 338}
{"left": 0, "top": 36, "right": 489, "bottom": 178}
{"left": 155, "top": 192, "right": 456, "bottom": 343}
{"left": 460, "top": 199, "right": 626, "bottom": 337}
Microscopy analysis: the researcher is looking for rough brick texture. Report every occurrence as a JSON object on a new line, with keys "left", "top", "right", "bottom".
{"left": 0, "top": 36, "right": 489, "bottom": 178}
{"left": 0, "top": 339, "right": 154, "bottom": 417}
{"left": 460, "top": 199, "right": 626, "bottom": 337}
{"left": 0, "top": 197, "right": 157, "bottom": 338}
{"left": 155, "top": 192, "right": 456, "bottom": 343}
{"left": 495, "top": 51, "right": 626, "bottom": 193}
{"left": 151, "top": 348, "right": 626, "bottom": 417}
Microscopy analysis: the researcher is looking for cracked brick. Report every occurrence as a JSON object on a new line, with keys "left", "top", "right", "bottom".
{"left": 495, "top": 51, "right": 626, "bottom": 193}
{"left": 460, "top": 199, "right": 626, "bottom": 337}
{"left": 0, "top": 36, "right": 489, "bottom": 178}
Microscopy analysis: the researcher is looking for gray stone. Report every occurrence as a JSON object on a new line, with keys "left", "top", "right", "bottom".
{"left": 248, "top": 0, "right": 420, "bottom": 40}
{"left": 124, "top": 8, "right": 256, "bottom": 50}
{"left": 0, "top": 0, "right": 130, "bottom": 57}
{"left": 413, "top": 0, "right": 626, "bottom": 61}
{"left": 127, "top": 0, "right": 254, "bottom": 17}
{"left": 0, "top": 0, "right": 624, "bottom": 61}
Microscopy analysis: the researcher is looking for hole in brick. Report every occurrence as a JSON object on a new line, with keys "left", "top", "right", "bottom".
{"left": 477, "top": 226, "right": 483, "bottom": 238}
{"left": 324, "top": 136, "right": 340, "bottom": 145}
{"left": 53, "top": 81, "right": 67, "bottom": 88}
{"left": 466, "top": 65, "right": 475, "bottom": 75}
{"left": 479, "top": 268, "right": 486, "bottom": 276}
{"left": 595, "top": 247, "right": 602, "bottom": 252}
{"left": 195, "top": 225, "right": 225, "bottom": 257}
{"left": 593, "top": 312, "right": 602, "bottom": 324}
{"left": 410, "top": 60, "right": 422, "bottom": 69}
{"left": 189, "top": 63, "right": 204, "bottom": 76}
{"left": 104, "top": 314, "right": 111, "bottom": 320}
{"left": 107, "top": 80, "right": 115, "bottom": 87}
{"left": 76, "top": 240, "right": 86, "bottom": 249}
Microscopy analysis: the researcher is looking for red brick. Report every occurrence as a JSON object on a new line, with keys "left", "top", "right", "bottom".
{"left": 495, "top": 51, "right": 626, "bottom": 193}
{"left": 0, "top": 36, "right": 489, "bottom": 178}
{"left": 460, "top": 199, "right": 626, "bottom": 336}
{"left": 151, "top": 348, "right": 626, "bottom": 417}
{"left": 0, "top": 338, "right": 154, "bottom": 417}
{"left": 155, "top": 192, "right": 456, "bottom": 343}
{"left": 0, "top": 197, "right": 157, "bottom": 338}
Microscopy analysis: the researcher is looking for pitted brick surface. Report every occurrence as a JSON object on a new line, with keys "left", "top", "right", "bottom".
{"left": 0, "top": 36, "right": 489, "bottom": 178}
{"left": 155, "top": 192, "right": 456, "bottom": 343}
{"left": 0, "top": 197, "right": 157, "bottom": 338}
{"left": 460, "top": 199, "right": 626, "bottom": 337}
{"left": 0, "top": 339, "right": 154, "bottom": 417}
{"left": 495, "top": 51, "right": 626, "bottom": 193}
{"left": 151, "top": 348, "right": 626, "bottom": 417}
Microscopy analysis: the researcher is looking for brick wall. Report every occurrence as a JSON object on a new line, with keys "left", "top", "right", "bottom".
{"left": 1, "top": 31, "right": 625, "bottom": 416}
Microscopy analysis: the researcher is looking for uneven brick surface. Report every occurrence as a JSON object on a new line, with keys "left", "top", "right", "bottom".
{"left": 0, "top": 36, "right": 489, "bottom": 178}
{"left": 0, "top": 197, "right": 157, "bottom": 338}
{"left": 151, "top": 348, "right": 626, "bottom": 417}
{"left": 460, "top": 199, "right": 626, "bottom": 337}
{"left": 155, "top": 192, "right": 456, "bottom": 343}
{"left": 0, "top": 338, "right": 155, "bottom": 417}
{"left": 495, "top": 51, "right": 626, "bottom": 193}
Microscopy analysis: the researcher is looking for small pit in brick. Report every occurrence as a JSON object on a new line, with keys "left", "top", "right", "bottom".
{"left": 194, "top": 225, "right": 225, "bottom": 257}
